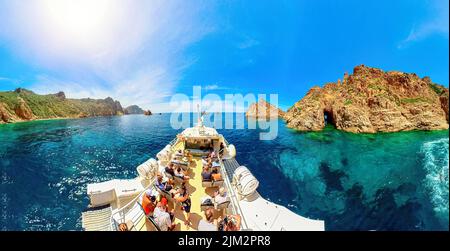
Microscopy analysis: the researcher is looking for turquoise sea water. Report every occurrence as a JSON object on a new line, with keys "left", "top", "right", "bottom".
{"left": 0, "top": 114, "right": 448, "bottom": 230}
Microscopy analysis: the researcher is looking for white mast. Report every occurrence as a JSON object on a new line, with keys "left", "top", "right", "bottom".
{"left": 197, "top": 104, "right": 203, "bottom": 127}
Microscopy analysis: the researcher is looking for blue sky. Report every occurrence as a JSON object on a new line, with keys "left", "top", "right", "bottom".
{"left": 0, "top": 0, "right": 448, "bottom": 112}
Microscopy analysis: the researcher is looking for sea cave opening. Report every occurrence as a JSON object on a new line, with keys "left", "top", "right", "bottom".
{"left": 324, "top": 110, "right": 335, "bottom": 127}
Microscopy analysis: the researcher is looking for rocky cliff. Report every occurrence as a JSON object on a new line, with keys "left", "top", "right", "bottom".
{"left": 124, "top": 105, "right": 145, "bottom": 114}
{"left": 246, "top": 98, "right": 284, "bottom": 119}
{"left": 284, "top": 65, "right": 449, "bottom": 133}
{"left": 0, "top": 88, "right": 126, "bottom": 124}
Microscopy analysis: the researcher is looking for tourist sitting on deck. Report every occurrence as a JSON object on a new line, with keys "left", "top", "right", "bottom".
{"left": 164, "top": 163, "right": 175, "bottom": 177}
{"left": 209, "top": 150, "right": 217, "bottom": 159}
{"left": 159, "top": 196, "right": 168, "bottom": 207}
{"left": 219, "top": 142, "right": 225, "bottom": 157}
{"left": 156, "top": 174, "right": 175, "bottom": 195}
{"left": 212, "top": 160, "right": 220, "bottom": 168}
{"left": 218, "top": 214, "right": 241, "bottom": 231}
{"left": 203, "top": 155, "right": 213, "bottom": 164}
{"left": 200, "top": 196, "right": 215, "bottom": 207}
{"left": 174, "top": 185, "right": 192, "bottom": 227}
{"left": 174, "top": 167, "right": 190, "bottom": 181}
{"left": 175, "top": 149, "right": 183, "bottom": 157}
{"left": 201, "top": 166, "right": 212, "bottom": 181}
{"left": 183, "top": 149, "right": 193, "bottom": 162}
{"left": 118, "top": 223, "right": 129, "bottom": 231}
{"left": 201, "top": 156, "right": 209, "bottom": 166}
{"left": 211, "top": 168, "right": 222, "bottom": 181}
{"left": 181, "top": 156, "right": 189, "bottom": 164}
{"left": 208, "top": 140, "right": 214, "bottom": 152}
{"left": 153, "top": 202, "right": 175, "bottom": 231}
{"left": 142, "top": 190, "right": 157, "bottom": 216}
{"left": 198, "top": 208, "right": 217, "bottom": 231}
{"left": 214, "top": 187, "right": 228, "bottom": 205}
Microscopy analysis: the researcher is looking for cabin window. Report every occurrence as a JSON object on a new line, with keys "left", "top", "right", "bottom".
{"left": 185, "top": 139, "right": 215, "bottom": 150}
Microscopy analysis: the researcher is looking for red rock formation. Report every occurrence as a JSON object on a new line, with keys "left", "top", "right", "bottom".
{"left": 14, "top": 97, "right": 35, "bottom": 120}
{"left": 0, "top": 102, "right": 13, "bottom": 123}
{"left": 284, "top": 65, "right": 449, "bottom": 133}
{"left": 246, "top": 98, "right": 284, "bottom": 119}
{"left": 440, "top": 89, "right": 449, "bottom": 122}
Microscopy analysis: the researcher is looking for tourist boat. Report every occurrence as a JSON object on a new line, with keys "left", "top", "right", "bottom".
{"left": 81, "top": 115, "right": 325, "bottom": 231}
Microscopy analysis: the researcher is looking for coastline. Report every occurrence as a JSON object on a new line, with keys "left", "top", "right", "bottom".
{"left": 0, "top": 115, "right": 123, "bottom": 126}
{"left": 2, "top": 113, "right": 449, "bottom": 137}
{"left": 0, "top": 113, "right": 163, "bottom": 126}
{"left": 286, "top": 124, "right": 450, "bottom": 135}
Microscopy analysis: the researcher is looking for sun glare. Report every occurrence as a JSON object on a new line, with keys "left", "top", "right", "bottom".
{"left": 41, "top": 0, "right": 113, "bottom": 47}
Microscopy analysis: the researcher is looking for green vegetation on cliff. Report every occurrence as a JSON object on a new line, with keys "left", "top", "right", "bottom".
{"left": 0, "top": 88, "right": 125, "bottom": 123}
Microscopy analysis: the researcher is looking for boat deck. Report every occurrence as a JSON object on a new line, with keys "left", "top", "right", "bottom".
{"left": 84, "top": 125, "right": 325, "bottom": 231}
{"left": 156, "top": 142, "right": 224, "bottom": 231}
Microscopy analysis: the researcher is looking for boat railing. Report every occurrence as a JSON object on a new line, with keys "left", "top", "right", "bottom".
{"left": 169, "top": 136, "right": 178, "bottom": 147}
{"left": 109, "top": 178, "right": 155, "bottom": 230}
{"left": 218, "top": 157, "right": 249, "bottom": 230}
{"left": 222, "top": 136, "right": 230, "bottom": 147}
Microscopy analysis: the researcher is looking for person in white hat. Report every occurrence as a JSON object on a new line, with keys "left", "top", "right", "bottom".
{"left": 214, "top": 187, "right": 227, "bottom": 205}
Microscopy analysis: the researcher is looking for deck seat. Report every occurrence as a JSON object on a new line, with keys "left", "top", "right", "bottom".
{"left": 213, "top": 180, "right": 224, "bottom": 187}
{"left": 201, "top": 178, "right": 224, "bottom": 188}
{"left": 173, "top": 175, "right": 185, "bottom": 184}
{"left": 186, "top": 148, "right": 210, "bottom": 157}
{"left": 215, "top": 200, "right": 231, "bottom": 210}
{"left": 202, "top": 180, "right": 213, "bottom": 187}
{"left": 200, "top": 204, "right": 214, "bottom": 211}
{"left": 155, "top": 185, "right": 177, "bottom": 203}
{"left": 164, "top": 171, "right": 174, "bottom": 180}
{"left": 200, "top": 196, "right": 215, "bottom": 211}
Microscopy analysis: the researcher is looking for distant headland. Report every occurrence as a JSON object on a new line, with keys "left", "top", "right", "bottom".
{"left": 124, "top": 105, "right": 145, "bottom": 115}
{"left": 0, "top": 88, "right": 148, "bottom": 124}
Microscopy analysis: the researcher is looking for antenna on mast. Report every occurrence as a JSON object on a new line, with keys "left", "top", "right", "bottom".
{"left": 197, "top": 103, "right": 203, "bottom": 127}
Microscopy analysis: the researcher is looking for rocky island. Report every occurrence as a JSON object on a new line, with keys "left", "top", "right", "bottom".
{"left": 283, "top": 65, "right": 449, "bottom": 133}
{"left": 246, "top": 98, "right": 284, "bottom": 119}
{"left": 124, "top": 105, "right": 145, "bottom": 115}
{"left": 0, "top": 88, "right": 141, "bottom": 124}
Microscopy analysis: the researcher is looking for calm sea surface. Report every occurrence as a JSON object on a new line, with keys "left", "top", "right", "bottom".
{"left": 0, "top": 114, "right": 448, "bottom": 230}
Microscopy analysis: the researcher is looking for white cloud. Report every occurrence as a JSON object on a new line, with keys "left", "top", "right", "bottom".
{"left": 0, "top": 77, "right": 22, "bottom": 86}
{"left": 151, "top": 99, "right": 248, "bottom": 113}
{"left": 201, "top": 83, "right": 238, "bottom": 92}
{"left": 399, "top": 0, "right": 449, "bottom": 48}
{"left": 203, "top": 84, "right": 220, "bottom": 91}
{"left": 202, "top": 84, "right": 233, "bottom": 91}
{"left": 0, "top": 0, "right": 216, "bottom": 109}
{"left": 31, "top": 75, "right": 112, "bottom": 99}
